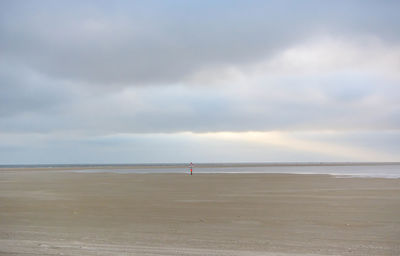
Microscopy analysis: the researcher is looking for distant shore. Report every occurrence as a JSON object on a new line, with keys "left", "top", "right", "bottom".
{"left": 1, "top": 161, "right": 399, "bottom": 172}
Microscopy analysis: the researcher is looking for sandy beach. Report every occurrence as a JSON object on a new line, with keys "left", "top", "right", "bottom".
{"left": 0, "top": 170, "right": 399, "bottom": 255}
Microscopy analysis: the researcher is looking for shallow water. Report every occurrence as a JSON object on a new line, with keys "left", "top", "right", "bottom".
{"left": 2, "top": 163, "right": 399, "bottom": 178}
{"left": 70, "top": 164, "right": 400, "bottom": 178}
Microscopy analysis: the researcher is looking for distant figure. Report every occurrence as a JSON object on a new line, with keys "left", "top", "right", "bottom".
{"left": 190, "top": 162, "right": 193, "bottom": 175}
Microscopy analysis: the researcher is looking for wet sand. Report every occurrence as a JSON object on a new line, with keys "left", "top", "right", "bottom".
{"left": 0, "top": 171, "right": 399, "bottom": 255}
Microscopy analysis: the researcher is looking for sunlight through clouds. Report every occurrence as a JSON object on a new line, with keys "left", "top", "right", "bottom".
{"left": 194, "top": 131, "right": 397, "bottom": 161}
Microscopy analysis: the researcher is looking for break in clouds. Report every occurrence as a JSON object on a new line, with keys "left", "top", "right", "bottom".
{"left": 1, "top": 0, "right": 399, "bottom": 163}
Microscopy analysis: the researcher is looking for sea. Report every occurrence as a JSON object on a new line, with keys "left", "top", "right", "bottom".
{"left": 1, "top": 163, "right": 400, "bottom": 178}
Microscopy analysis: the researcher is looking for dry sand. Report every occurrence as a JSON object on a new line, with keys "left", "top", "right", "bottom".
{"left": 0, "top": 170, "right": 399, "bottom": 255}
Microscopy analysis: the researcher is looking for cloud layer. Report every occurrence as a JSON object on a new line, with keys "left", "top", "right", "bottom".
{"left": 1, "top": 0, "right": 399, "bottom": 163}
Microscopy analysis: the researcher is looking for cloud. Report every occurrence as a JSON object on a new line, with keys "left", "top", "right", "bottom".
{"left": 1, "top": 1, "right": 399, "bottom": 86}
{"left": 0, "top": 130, "right": 398, "bottom": 164}
{"left": 1, "top": 1, "right": 399, "bottom": 163}
{"left": 1, "top": 36, "right": 399, "bottom": 134}
{"left": 0, "top": 60, "right": 76, "bottom": 118}
{"left": 195, "top": 130, "right": 399, "bottom": 161}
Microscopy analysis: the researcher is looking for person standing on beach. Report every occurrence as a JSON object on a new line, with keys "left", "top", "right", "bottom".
{"left": 190, "top": 162, "right": 193, "bottom": 175}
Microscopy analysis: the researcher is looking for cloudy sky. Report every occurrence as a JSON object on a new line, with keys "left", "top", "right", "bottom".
{"left": 1, "top": 0, "right": 399, "bottom": 164}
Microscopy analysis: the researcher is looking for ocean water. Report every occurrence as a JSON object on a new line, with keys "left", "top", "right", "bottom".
{"left": 69, "top": 164, "right": 400, "bottom": 178}
{"left": 2, "top": 163, "right": 400, "bottom": 178}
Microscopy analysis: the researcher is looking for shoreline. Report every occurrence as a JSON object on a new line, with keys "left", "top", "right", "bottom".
{"left": 0, "top": 163, "right": 399, "bottom": 179}
{"left": 1, "top": 161, "right": 400, "bottom": 171}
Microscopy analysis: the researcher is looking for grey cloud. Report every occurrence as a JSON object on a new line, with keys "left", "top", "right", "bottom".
{"left": 2, "top": 71, "right": 397, "bottom": 134}
{"left": 1, "top": 0, "right": 399, "bottom": 86}
{"left": 0, "top": 63, "right": 74, "bottom": 118}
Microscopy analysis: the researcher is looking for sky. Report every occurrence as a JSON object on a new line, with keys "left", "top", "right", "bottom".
{"left": 1, "top": 0, "right": 399, "bottom": 164}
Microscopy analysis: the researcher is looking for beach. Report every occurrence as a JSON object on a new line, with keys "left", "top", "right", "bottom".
{"left": 0, "top": 170, "right": 399, "bottom": 255}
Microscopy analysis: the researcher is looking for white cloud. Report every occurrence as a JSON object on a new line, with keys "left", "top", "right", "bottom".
{"left": 188, "top": 36, "right": 400, "bottom": 83}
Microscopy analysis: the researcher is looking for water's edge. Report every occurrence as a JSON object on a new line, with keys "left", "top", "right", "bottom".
{"left": 1, "top": 163, "right": 399, "bottom": 179}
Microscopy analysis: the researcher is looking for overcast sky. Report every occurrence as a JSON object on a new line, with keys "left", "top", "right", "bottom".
{"left": 1, "top": 0, "right": 399, "bottom": 164}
